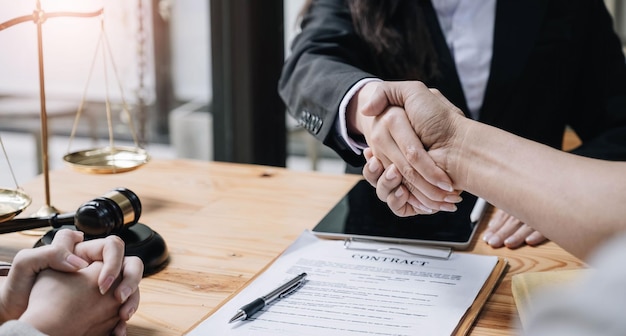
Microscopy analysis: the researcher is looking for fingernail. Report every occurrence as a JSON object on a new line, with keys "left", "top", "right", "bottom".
{"left": 385, "top": 168, "right": 397, "bottom": 180}
{"left": 394, "top": 188, "right": 404, "bottom": 197}
{"left": 417, "top": 204, "right": 433, "bottom": 213}
{"left": 100, "top": 275, "right": 116, "bottom": 295}
{"left": 437, "top": 182, "right": 454, "bottom": 192}
{"left": 127, "top": 307, "right": 136, "bottom": 320}
{"left": 120, "top": 286, "right": 132, "bottom": 303}
{"left": 66, "top": 254, "right": 88, "bottom": 269}
{"left": 526, "top": 235, "right": 542, "bottom": 245}
{"left": 488, "top": 236, "right": 503, "bottom": 246}
{"left": 368, "top": 158, "right": 380, "bottom": 173}
{"left": 440, "top": 203, "right": 457, "bottom": 212}
{"left": 444, "top": 195, "right": 462, "bottom": 203}
{"left": 482, "top": 233, "right": 492, "bottom": 242}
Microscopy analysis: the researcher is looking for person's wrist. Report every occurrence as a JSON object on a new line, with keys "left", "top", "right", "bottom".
{"left": 445, "top": 113, "right": 473, "bottom": 190}
{"left": 0, "top": 285, "right": 22, "bottom": 323}
{"left": 346, "top": 94, "right": 364, "bottom": 137}
{"left": 0, "top": 306, "right": 8, "bottom": 324}
{"left": 18, "top": 309, "right": 53, "bottom": 335}
{"left": 0, "top": 304, "right": 8, "bottom": 324}
{"left": 347, "top": 81, "right": 381, "bottom": 137}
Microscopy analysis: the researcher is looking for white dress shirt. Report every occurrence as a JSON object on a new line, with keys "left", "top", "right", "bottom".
{"left": 339, "top": 0, "right": 496, "bottom": 154}
{"left": 433, "top": 0, "right": 495, "bottom": 119}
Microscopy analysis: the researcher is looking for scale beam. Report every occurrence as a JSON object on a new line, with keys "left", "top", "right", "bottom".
{"left": 0, "top": 9, "right": 104, "bottom": 32}
{"left": 0, "top": 2, "right": 104, "bottom": 215}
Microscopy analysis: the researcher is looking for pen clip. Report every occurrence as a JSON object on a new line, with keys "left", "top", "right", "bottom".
{"left": 0, "top": 262, "right": 10, "bottom": 277}
{"left": 262, "top": 273, "right": 308, "bottom": 303}
{"left": 278, "top": 278, "right": 306, "bottom": 299}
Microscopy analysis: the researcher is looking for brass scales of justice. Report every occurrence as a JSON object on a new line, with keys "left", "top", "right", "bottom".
{"left": 0, "top": 1, "right": 168, "bottom": 275}
{"left": 0, "top": 0, "right": 150, "bottom": 221}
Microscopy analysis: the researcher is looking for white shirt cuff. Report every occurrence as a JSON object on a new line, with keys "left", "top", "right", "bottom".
{"left": 337, "top": 77, "right": 382, "bottom": 155}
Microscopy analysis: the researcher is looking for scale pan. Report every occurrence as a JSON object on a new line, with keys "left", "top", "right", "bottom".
{"left": 0, "top": 188, "right": 32, "bottom": 223}
{"left": 63, "top": 146, "right": 150, "bottom": 174}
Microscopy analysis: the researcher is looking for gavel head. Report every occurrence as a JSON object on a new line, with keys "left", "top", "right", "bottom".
{"left": 74, "top": 188, "right": 142, "bottom": 237}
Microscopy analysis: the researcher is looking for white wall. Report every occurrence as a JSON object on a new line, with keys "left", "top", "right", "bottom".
{"left": 170, "top": 0, "right": 210, "bottom": 103}
{"left": 0, "top": 0, "right": 154, "bottom": 104}
{"left": 0, "top": 0, "right": 305, "bottom": 105}
{"left": 284, "top": 0, "right": 306, "bottom": 58}
{"left": 168, "top": 0, "right": 306, "bottom": 104}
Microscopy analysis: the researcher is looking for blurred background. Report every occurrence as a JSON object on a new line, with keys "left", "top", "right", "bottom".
{"left": 1, "top": 0, "right": 625, "bottom": 187}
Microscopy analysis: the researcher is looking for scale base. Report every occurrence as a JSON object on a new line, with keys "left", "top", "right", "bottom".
{"left": 22, "top": 205, "right": 63, "bottom": 236}
{"left": 35, "top": 223, "right": 169, "bottom": 276}
{"left": 31, "top": 205, "right": 62, "bottom": 217}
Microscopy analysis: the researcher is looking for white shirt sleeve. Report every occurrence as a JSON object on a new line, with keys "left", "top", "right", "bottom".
{"left": 336, "top": 77, "right": 382, "bottom": 155}
{"left": 521, "top": 232, "right": 626, "bottom": 336}
{"left": 0, "top": 320, "right": 47, "bottom": 336}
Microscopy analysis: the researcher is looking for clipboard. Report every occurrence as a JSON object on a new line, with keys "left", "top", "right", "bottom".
{"left": 186, "top": 231, "right": 508, "bottom": 336}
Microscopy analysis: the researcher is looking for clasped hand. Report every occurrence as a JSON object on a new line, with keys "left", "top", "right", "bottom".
{"left": 0, "top": 229, "right": 143, "bottom": 336}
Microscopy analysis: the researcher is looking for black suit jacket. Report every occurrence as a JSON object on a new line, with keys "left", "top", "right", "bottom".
{"left": 279, "top": 0, "right": 626, "bottom": 169}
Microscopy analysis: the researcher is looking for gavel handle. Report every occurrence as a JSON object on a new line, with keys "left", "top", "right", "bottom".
{"left": 0, "top": 213, "right": 75, "bottom": 234}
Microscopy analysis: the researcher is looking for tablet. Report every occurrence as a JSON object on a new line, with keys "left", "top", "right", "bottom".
{"left": 311, "top": 180, "right": 486, "bottom": 250}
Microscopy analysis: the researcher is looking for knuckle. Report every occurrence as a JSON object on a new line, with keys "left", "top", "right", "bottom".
{"left": 53, "top": 228, "right": 79, "bottom": 241}
{"left": 106, "top": 235, "right": 126, "bottom": 248}
{"left": 370, "top": 134, "right": 383, "bottom": 145}
{"left": 375, "top": 189, "right": 388, "bottom": 203}
{"left": 127, "top": 256, "right": 144, "bottom": 272}
{"left": 404, "top": 146, "right": 421, "bottom": 162}
{"left": 368, "top": 129, "right": 384, "bottom": 145}
{"left": 12, "top": 249, "right": 29, "bottom": 264}
{"left": 400, "top": 165, "right": 414, "bottom": 178}
{"left": 363, "top": 172, "right": 378, "bottom": 187}
{"left": 380, "top": 109, "right": 399, "bottom": 125}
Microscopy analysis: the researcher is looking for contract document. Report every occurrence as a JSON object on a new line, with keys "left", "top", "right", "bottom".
{"left": 187, "top": 230, "right": 504, "bottom": 336}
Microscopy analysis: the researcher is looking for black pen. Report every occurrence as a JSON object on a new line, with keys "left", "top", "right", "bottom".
{"left": 228, "top": 272, "right": 308, "bottom": 323}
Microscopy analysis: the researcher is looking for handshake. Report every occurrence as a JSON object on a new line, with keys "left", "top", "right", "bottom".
{"left": 347, "top": 81, "right": 546, "bottom": 249}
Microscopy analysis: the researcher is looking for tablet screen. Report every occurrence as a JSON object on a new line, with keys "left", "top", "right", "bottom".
{"left": 312, "top": 180, "right": 483, "bottom": 249}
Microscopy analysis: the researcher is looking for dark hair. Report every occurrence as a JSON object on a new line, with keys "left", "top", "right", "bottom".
{"left": 301, "top": 0, "right": 439, "bottom": 80}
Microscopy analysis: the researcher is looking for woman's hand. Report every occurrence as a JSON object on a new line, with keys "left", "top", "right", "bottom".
{"left": 0, "top": 229, "right": 143, "bottom": 335}
{"left": 365, "top": 148, "right": 548, "bottom": 249}
{"left": 482, "top": 208, "right": 548, "bottom": 248}
{"left": 72, "top": 235, "right": 143, "bottom": 321}
{"left": 348, "top": 81, "right": 461, "bottom": 213}
{"left": 19, "top": 261, "right": 122, "bottom": 336}
{"left": 362, "top": 147, "right": 461, "bottom": 216}
{"left": 0, "top": 230, "right": 90, "bottom": 321}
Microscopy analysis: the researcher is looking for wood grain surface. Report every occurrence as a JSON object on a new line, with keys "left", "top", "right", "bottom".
{"left": 0, "top": 159, "right": 584, "bottom": 335}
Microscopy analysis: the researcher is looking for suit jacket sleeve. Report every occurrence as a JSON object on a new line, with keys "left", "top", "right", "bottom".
{"left": 280, "top": 0, "right": 626, "bottom": 165}
{"left": 565, "top": 0, "right": 626, "bottom": 160}
{"left": 278, "top": 0, "right": 375, "bottom": 167}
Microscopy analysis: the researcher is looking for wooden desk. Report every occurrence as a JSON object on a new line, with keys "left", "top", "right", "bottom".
{"left": 0, "top": 159, "right": 584, "bottom": 335}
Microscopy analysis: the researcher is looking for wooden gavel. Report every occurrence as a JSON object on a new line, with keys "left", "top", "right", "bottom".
{"left": 0, "top": 188, "right": 141, "bottom": 237}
